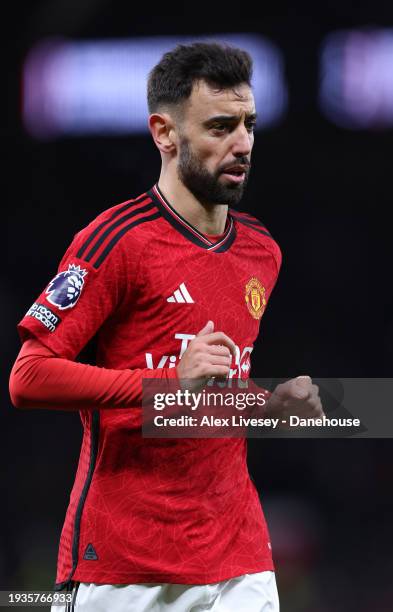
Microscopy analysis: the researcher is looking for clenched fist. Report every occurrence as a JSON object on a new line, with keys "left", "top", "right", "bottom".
{"left": 265, "top": 376, "right": 324, "bottom": 423}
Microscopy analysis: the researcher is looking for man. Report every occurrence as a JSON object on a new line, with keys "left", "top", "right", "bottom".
{"left": 10, "top": 42, "right": 323, "bottom": 611}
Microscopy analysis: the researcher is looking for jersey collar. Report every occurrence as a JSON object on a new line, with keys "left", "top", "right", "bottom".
{"left": 149, "top": 184, "right": 236, "bottom": 253}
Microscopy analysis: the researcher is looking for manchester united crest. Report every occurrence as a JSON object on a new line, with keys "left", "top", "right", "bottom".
{"left": 245, "top": 277, "right": 266, "bottom": 320}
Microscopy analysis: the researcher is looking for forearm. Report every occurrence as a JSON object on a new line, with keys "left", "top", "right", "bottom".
{"left": 9, "top": 339, "right": 177, "bottom": 411}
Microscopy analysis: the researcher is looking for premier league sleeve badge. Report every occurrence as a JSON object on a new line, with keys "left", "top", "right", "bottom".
{"left": 45, "top": 263, "right": 88, "bottom": 310}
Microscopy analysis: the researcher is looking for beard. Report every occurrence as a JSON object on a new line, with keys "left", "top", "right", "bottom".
{"left": 177, "top": 137, "right": 250, "bottom": 207}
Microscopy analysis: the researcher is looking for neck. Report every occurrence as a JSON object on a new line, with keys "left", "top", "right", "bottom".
{"left": 157, "top": 170, "right": 228, "bottom": 236}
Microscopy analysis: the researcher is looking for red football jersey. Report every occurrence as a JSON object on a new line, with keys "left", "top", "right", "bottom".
{"left": 18, "top": 184, "right": 282, "bottom": 588}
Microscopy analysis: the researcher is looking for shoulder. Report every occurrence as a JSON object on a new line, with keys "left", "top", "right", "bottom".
{"left": 67, "top": 190, "right": 161, "bottom": 269}
{"left": 230, "top": 208, "right": 282, "bottom": 272}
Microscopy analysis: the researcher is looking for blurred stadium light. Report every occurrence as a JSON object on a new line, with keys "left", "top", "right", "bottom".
{"left": 319, "top": 29, "right": 393, "bottom": 129}
{"left": 22, "top": 35, "right": 288, "bottom": 139}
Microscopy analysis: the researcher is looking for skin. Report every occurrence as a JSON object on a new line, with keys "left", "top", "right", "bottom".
{"left": 149, "top": 79, "right": 323, "bottom": 420}
{"left": 149, "top": 80, "right": 255, "bottom": 235}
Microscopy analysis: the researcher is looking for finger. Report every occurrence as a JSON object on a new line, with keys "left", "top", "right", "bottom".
{"left": 314, "top": 397, "right": 324, "bottom": 415}
{"left": 203, "top": 365, "right": 231, "bottom": 378}
{"left": 286, "top": 398, "right": 324, "bottom": 418}
{"left": 312, "top": 385, "right": 322, "bottom": 403}
{"left": 208, "top": 345, "right": 232, "bottom": 357}
{"left": 311, "top": 384, "right": 319, "bottom": 396}
{"left": 294, "top": 376, "right": 312, "bottom": 399}
{"left": 205, "top": 354, "right": 232, "bottom": 367}
{"left": 275, "top": 383, "right": 310, "bottom": 401}
{"left": 204, "top": 332, "right": 237, "bottom": 357}
{"left": 196, "top": 320, "right": 214, "bottom": 337}
{"left": 273, "top": 379, "right": 311, "bottom": 401}
{"left": 296, "top": 375, "right": 312, "bottom": 387}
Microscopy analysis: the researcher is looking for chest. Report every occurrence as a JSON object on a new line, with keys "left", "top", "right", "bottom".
{"left": 108, "top": 234, "right": 274, "bottom": 372}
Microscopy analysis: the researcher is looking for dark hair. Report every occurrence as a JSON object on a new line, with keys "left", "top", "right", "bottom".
{"left": 147, "top": 41, "right": 253, "bottom": 113}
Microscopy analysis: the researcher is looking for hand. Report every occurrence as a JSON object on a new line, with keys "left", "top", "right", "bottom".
{"left": 265, "top": 376, "right": 324, "bottom": 425}
{"left": 176, "top": 321, "right": 236, "bottom": 392}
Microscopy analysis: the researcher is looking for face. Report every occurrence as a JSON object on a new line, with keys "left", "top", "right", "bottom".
{"left": 176, "top": 80, "right": 256, "bottom": 207}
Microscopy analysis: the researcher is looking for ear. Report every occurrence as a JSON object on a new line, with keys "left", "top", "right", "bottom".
{"left": 148, "top": 112, "right": 178, "bottom": 154}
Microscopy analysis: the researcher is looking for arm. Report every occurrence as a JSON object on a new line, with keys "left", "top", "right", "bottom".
{"left": 9, "top": 321, "right": 238, "bottom": 411}
{"left": 9, "top": 337, "right": 178, "bottom": 411}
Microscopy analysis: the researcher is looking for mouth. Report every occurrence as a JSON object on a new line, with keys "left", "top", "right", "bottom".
{"left": 220, "top": 164, "right": 249, "bottom": 184}
{"left": 221, "top": 172, "right": 245, "bottom": 184}
{"left": 220, "top": 168, "right": 247, "bottom": 184}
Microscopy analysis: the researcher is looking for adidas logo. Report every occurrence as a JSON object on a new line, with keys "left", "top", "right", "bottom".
{"left": 167, "top": 283, "right": 194, "bottom": 304}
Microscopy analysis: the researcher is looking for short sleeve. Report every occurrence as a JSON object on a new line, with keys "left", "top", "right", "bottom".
{"left": 17, "top": 231, "right": 136, "bottom": 360}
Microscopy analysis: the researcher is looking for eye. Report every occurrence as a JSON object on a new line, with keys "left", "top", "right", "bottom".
{"left": 245, "top": 122, "right": 256, "bottom": 132}
{"left": 211, "top": 124, "right": 228, "bottom": 133}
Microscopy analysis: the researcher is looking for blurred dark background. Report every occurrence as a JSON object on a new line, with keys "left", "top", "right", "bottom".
{"left": 3, "top": 1, "right": 393, "bottom": 611}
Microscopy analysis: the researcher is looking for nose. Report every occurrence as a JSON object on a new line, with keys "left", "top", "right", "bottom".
{"left": 231, "top": 124, "right": 253, "bottom": 158}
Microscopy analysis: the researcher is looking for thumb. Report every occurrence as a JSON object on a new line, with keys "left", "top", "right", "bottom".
{"left": 197, "top": 320, "right": 214, "bottom": 337}
{"left": 294, "top": 375, "right": 312, "bottom": 398}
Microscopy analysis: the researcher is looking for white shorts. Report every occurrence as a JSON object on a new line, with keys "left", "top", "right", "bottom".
{"left": 53, "top": 571, "right": 279, "bottom": 611}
